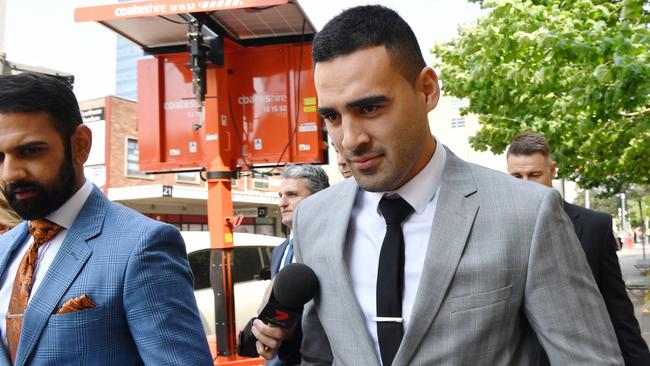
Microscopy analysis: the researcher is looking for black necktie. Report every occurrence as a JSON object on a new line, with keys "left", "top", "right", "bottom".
{"left": 377, "top": 195, "right": 414, "bottom": 366}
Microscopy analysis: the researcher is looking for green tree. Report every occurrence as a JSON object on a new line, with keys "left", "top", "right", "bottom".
{"left": 434, "top": 0, "right": 649, "bottom": 193}
{"left": 626, "top": 185, "right": 650, "bottom": 229}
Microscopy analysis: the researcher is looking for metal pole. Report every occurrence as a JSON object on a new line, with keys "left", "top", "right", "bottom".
{"left": 0, "top": 53, "right": 7, "bottom": 75}
{"left": 585, "top": 189, "right": 590, "bottom": 209}
{"left": 621, "top": 193, "right": 629, "bottom": 248}
{"left": 0, "top": 0, "right": 5, "bottom": 54}
{"left": 639, "top": 199, "right": 647, "bottom": 260}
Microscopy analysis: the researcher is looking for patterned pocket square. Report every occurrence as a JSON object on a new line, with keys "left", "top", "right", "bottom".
{"left": 56, "top": 295, "right": 96, "bottom": 314}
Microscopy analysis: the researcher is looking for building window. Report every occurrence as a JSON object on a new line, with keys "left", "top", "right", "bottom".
{"left": 181, "top": 223, "right": 207, "bottom": 231}
{"left": 253, "top": 177, "right": 270, "bottom": 190}
{"left": 125, "top": 138, "right": 151, "bottom": 178}
{"left": 176, "top": 172, "right": 200, "bottom": 184}
{"left": 451, "top": 117, "right": 466, "bottom": 129}
{"left": 450, "top": 98, "right": 469, "bottom": 109}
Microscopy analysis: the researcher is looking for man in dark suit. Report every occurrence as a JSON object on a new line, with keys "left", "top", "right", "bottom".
{"left": 271, "top": 164, "right": 330, "bottom": 276}
{"left": 264, "top": 164, "right": 329, "bottom": 365}
{"left": 0, "top": 73, "right": 212, "bottom": 365}
{"left": 507, "top": 131, "right": 650, "bottom": 365}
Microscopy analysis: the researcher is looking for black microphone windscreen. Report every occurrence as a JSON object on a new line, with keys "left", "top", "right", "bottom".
{"left": 237, "top": 318, "right": 259, "bottom": 357}
{"left": 273, "top": 263, "right": 319, "bottom": 308}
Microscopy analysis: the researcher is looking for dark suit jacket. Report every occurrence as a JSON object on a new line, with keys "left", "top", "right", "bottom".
{"left": 540, "top": 203, "right": 650, "bottom": 365}
{"left": 271, "top": 238, "right": 291, "bottom": 277}
{"left": 268, "top": 238, "right": 301, "bottom": 365}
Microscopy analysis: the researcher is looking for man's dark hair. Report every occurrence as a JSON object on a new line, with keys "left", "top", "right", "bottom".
{"left": 0, "top": 73, "right": 81, "bottom": 141}
{"left": 507, "top": 132, "right": 551, "bottom": 158}
{"left": 312, "top": 5, "right": 426, "bottom": 85}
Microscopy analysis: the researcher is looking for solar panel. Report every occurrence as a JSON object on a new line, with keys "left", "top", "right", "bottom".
{"left": 75, "top": 0, "right": 316, "bottom": 49}
{"left": 208, "top": 2, "right": 314, "bottom": 40}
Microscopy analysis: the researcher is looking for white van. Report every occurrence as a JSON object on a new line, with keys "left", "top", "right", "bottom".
{"left": 182, "top": 231, "right": 285, "bottom": 335}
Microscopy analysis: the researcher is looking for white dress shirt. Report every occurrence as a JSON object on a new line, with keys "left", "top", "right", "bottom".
{"left": 0, "top": 180, "right": 92, "bottom": 347}
{"left": 344, "top": 138, "right": 446, "bottom": 364}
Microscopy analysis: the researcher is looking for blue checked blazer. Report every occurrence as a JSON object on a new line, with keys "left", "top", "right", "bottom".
{"left": 0, "top": 186, "right": 212, "bottom": 365}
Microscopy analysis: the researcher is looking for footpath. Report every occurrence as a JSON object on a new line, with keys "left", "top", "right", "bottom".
{"left": 618, "top": 245, "right": 650, "bottom": 344}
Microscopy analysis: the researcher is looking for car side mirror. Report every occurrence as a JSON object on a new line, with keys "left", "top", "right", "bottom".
{"left": 255, "top": 266, "right": 271, "bottom": 281}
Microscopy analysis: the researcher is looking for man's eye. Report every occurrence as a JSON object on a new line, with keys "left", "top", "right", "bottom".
{"left": 360, "top": 105, "right": 379, "bottom": 114}
{"left": 323, "top": 112, "right": 339, "bottom": 123}
{"left": 22, "top": 147, "right": 42, "bottom": 155}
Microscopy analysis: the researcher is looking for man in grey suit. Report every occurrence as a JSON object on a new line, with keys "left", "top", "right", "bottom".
{"left": 255, "top": 5, "right": 624, "bottom": 365}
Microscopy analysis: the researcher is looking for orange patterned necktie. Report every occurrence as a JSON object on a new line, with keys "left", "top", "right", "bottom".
{"left": 6, "top": 219, "right": 63, "bottom": 362}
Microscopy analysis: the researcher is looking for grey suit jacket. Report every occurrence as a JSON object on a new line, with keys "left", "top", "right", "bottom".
{"left": 293, "top": 150, "right": 623, "bottom": 365}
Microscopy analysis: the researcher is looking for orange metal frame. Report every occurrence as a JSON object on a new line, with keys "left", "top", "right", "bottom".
{"left": 136, "top": 41, "right": 323, "bottom": 173}
{"left": 75, "top": 1, "right": 322, "bottom": 363}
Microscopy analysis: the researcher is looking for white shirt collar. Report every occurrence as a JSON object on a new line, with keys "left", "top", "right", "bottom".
{"left": 367, "top": 136, "right": 446, "bottom": 214}
{"left": 41, "top": 180, "right": 93, "bottom": 229}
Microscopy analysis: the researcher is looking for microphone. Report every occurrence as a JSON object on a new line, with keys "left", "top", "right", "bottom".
{"left": 237, "top": 263, "right": 319, "bottom": 357}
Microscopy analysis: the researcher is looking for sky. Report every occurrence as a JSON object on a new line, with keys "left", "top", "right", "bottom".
{"left": 2, "top": 0, "right": 483, "bottom": 101}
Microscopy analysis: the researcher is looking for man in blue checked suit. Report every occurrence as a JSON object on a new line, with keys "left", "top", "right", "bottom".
{"left": 0, "top": 73, "right": 212, "bottom": 365}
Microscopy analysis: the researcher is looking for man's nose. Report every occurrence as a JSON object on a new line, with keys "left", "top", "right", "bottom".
{"left": 1, "top": 156, "right": 26, "bottom": 184}
{"left": 340, "top": 117, "right": 370, "bottom": 152}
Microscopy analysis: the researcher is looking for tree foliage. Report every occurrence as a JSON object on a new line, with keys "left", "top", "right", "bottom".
{"left": 434, "top": 0, "right": 649, "bottom": 193}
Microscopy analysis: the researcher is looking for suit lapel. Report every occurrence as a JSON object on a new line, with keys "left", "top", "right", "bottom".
{"left": 326, "top": 180, "right": 378, "bottom": 361}
{"left": 271, "top": 239, "right": 289, "bottom": 277}
{"left": 563, "top": 202, "right": 583, "bottom": 239}
{"left": 16, "top": 187, "right": 106, "bottom": 365}
{"left": 0, "top": 222, "right": 29, "bottom": 277}
{"left": 0, "top": 222, "right": 29, "bottom": 364}
{"left": 396, "top": 150, "right": 479, "bottom": 365}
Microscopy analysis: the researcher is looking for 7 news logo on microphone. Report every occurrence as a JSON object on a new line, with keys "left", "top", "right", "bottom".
{"left": 272, "top": 310, "right": 289, "bottom": 321}
{"left": 258, "top": 306, "right": 299, "bottom": 328}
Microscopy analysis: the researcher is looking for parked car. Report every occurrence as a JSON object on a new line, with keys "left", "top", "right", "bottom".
{"left": 182, "top": 231, "right": 285, "bottom": 335}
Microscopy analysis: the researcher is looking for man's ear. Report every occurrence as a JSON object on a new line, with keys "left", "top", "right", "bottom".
{"left": 418, "top": 67, "right": 440, "bottom": 112}
{"left": 550, "top": 160, "right": 558, "bottom": 178}
{"left": 70, "top": 124, "right": 92, "bottom": 167}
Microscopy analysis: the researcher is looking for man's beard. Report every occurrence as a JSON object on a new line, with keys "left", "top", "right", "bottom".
{"left": 2, "top": 149, "right": 77, "bottom": 220}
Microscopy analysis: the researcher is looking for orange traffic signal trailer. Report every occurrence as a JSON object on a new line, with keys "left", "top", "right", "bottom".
{"left": 75, "top": 1, "right": 326, "bottom": 363}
